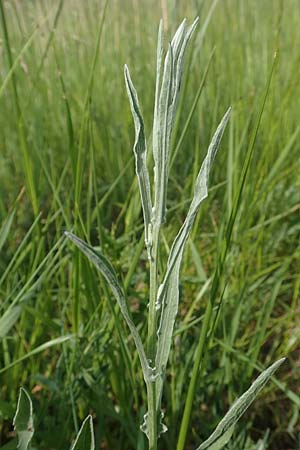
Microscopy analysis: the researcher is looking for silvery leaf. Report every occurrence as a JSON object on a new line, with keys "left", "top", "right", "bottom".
{"left": 71, "top": 416, "right": 95, "bottom": 450}
{"left": 155, "top": 108, "right": 231, "bottom": 403}
{"left": 65, "top": 232, "right": 151, "bottom": 380}
{"left": 124, "top": 65, "right": 153, "bottom": 250}
{"left": 196, "top": 358, "right": 285, "bottom": 450}
{"left": 13, "top": 388, "right": 34, "bottom": 450}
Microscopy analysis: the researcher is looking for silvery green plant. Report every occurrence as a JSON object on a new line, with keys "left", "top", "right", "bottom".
{"left": 65, "top": 18, "right": 284, "bottom": 450}
{"left": 13, "top": 388, "right": 94, "bottom": 450}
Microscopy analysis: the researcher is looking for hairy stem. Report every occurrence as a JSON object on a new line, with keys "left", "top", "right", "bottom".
{"left": 148, "top": 224, "right": 160, "bottom": 360}
{"left": 147, "top": 381, "right": 158, "bottom": 450}
{"left": 147, "top": 223, "right": 160, "bottom": 449}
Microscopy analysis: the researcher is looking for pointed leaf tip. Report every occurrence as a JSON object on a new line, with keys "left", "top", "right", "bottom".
{"left": 71, "top": 415, "right": 95, "bottom": 450}
{"left": 124, "top": 60, "right": 153, "bottom": 248}
{"left": 192, "top": 16, "right": 200, "bottom": 27}
{"left": 196, "top": 357, "right": 285, "bottom": 450}
{"left": 13, "top": 388, "right": 34, "bottom": 450}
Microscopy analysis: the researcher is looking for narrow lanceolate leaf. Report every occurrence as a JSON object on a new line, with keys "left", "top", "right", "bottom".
{"left": 154, "top": 42, "right": 173, "bottom": 225}
{"left": 156, "top": 42, "right": 174, "bottom": 225}
{"left": 152, "top": 19, "right": 163, "bottom": 174}
{"left": 170, "top": 18, "right": 199, "bottom": 120}
{"left": 124, "top": 65, "right": 153, "bottom": 250}
{"left": 196, "top": 358, "right": 285, "bottom": 450}
{"left": 71, "top": 416, "right": 94, "bottom": 450}
{"left": 155, "top": 108, "right": 231, "bottom": 402}
{"left": 13, "top": 388, "right": 34, "bottom": 450}
{"left": 153, "top": 18, "right": 199, "bottom": 227}
{"left": 65, "top": 232, "right": 151, "bottom": 380}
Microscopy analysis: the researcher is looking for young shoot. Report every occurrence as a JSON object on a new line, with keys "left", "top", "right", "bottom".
{"left": 66, "top": 18, "right": 285, "bottom": 450}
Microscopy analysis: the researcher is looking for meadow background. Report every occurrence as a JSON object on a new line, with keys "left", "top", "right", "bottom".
{"left": 0, "top": 0, "right": 300, "bottom": 449}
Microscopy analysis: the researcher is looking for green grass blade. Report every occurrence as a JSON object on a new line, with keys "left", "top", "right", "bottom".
{"left": 5, "top": 234, "right": 66, "bottom": 311}
{"left": 0, "top": 1, "right": 39, "bottom": 215}
{"left": 74, "top": 0, "right": 108, "bottom": 215}
{"left": 0, "top": 207, "right": 16, "bottom": 254}
{"left": 196, "top": 358, "right": 285, "bottom": 450}
{"left": 0, "top": 335, "right": 73, "bottom": 374}
{"left": 13, "top": 388, "right": 34, "bottom": 450}
{"left": 0, "top": 306, "right": 22, "bottom": 338}
{"left": 0, "top": 213, "right": 41, "bottom": 289}
{"left": 0, "top": 6, "right": 54, "bottom": 100}
{"left": 33, "top": 0, "right": 65, "bottom": 84}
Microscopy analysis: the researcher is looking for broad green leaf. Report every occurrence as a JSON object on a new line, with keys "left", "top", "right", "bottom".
{"left": 70, "top": 416, "right": 94, "bottom": 450}
{"left": 0, "top": 306, "right": 22, "bottom": 338}
{"left": 13, "top": 388, "right": 34, "bottom": 450}
{"left": 124, "top": 65, "right": 153, "bottom": 250}
{"left": 65, "top": 232, "right": 151, "bottom": 380}
{"left": 196, "top": 358, "right": 285, "bottom": 450}
{"left": 155, "top": 108, "right": 231, "bottom": 403}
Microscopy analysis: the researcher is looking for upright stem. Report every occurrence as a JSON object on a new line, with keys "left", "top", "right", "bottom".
{"left": 147, "top": 381, "right": 158, "bottom": 450}
{"left": 147, "top": 223, "right": 160, "bottom": 450}
{"left": 148, "top": 224, "right": 160, "bottom": 359}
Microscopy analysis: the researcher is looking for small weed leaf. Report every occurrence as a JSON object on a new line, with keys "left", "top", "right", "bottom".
{"left": 13, "top": 388, "right": 34, "bottom": 450}
{"left": 195, "top": 358, "right": 285, "bottom": 450}
{"left": 70, "top": 416, "right": 95, "bottom": 450}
